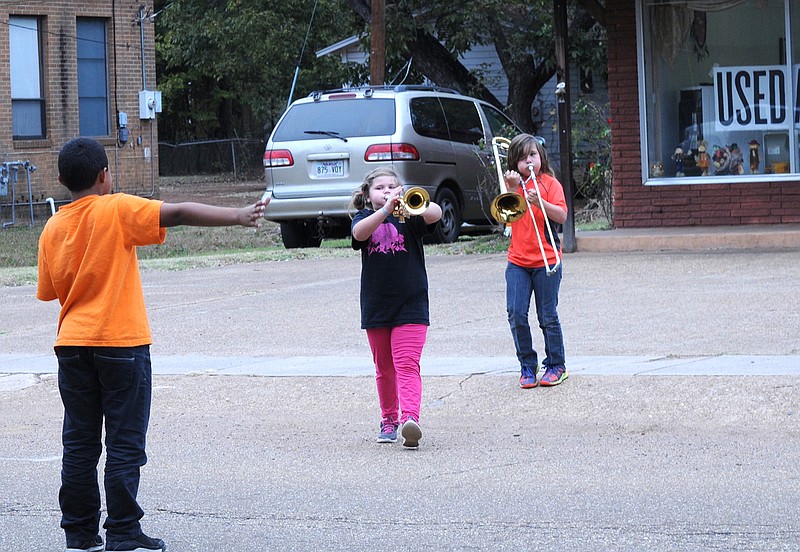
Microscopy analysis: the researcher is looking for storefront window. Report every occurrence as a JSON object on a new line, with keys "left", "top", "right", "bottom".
{"left": 639, "top": 0, "right": 798, "bottom": 183}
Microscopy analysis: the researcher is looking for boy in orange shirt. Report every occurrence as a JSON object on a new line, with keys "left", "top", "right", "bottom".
{"left": 37, "top": 137, "right": 266, "bottom": 552}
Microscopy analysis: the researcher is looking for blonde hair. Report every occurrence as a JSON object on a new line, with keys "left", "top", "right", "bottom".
{"left": 507, "top": 134, "right": 553, "bottom": 177}
{"left": 350, "top": 166, "right": 401, "bottom": 210}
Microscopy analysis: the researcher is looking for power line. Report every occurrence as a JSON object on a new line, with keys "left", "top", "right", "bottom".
{"left": 1, "top": 2, "right": 173, "bottom": 49}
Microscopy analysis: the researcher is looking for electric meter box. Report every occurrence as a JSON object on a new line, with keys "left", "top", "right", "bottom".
{"left": 139, "top": 90, "right": 162, "bottom": 119}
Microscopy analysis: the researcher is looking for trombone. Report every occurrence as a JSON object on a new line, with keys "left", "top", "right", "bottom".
{"left": 490, "top": 137, "right": 561, "bottom": 276}
{"left": 392, "top": 186, "right": 430, "bottom": 223}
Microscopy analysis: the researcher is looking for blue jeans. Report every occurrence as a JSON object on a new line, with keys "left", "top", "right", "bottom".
{"left": 56, "top": 345, "right": 152, "bottom": 543}
{"left": 505, "top": 261, "right": 565, "bottom": 373}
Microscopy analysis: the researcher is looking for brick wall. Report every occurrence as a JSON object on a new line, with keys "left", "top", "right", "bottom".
{"left": 607, "top": 0, "right": 800, "bottom": 228}
{"left": 0, "top": 1, "right": 159, "bottom": 223}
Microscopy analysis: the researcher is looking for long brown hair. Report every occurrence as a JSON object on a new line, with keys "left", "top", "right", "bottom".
{"left": 350, "top": 166, "right": 401, "bottom": 210}
{"left": 507, "top": 134, "right": 553, "bottom": 177}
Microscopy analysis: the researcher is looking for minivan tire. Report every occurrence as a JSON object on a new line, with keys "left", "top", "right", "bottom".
{"left": 433, "top": 188, "right": 461, "bottom": 243}
{"left": 280, "top": 220, "right": 323, "bottom": 249}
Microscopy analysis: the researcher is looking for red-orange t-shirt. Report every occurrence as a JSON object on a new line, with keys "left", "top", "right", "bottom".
{"left": 507, "top": 172, "right": 567, "bottom": 269}
{"left": 37, "top": 193, "right": 166, "bottom": 347}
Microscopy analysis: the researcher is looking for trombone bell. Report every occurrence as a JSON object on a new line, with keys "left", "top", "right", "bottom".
{"left": 490, "top": 192, "right": 527, "bottom": 223}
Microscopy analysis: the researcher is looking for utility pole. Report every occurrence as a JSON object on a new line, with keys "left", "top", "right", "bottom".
{"left": 554, "top": 0, "right": 576, "bottom": 253}
{"left": 370, "top": 0, "right": 385, "bottom": 85}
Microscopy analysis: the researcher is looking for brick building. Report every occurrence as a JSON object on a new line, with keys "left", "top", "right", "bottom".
{"left": 607, "top": 0, "right": 800, "bottom": 228}
{"left": 1, "top": 1, "right": 159, "bottom": 227}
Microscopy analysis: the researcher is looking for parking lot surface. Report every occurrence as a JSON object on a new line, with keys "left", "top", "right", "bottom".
{"left": 2, "top": 240, "right": 799, "bottom": 551}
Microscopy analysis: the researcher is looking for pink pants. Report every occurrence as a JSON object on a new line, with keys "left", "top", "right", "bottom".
{"left": 366, "top": 324, "right": 427, "bottom": 424}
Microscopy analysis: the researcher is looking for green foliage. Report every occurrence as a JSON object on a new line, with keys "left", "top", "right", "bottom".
{"left": 154, "top": 0, "right": 607, "bottom": 139}
{"left": 154, "top": 0, "right": 363, "bottom": 140}
{"left": 571, "top": 96, "right": 613, "bottom": 225}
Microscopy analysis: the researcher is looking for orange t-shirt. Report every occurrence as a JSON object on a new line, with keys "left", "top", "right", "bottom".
{"left": 37, "top": 193, "right": 166, "bottom": 347}
{"left": 507, "top": 172, "right": 566, "bottom": 269}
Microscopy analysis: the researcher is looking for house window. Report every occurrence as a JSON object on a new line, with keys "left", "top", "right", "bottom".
{"left": 77, "top": 18, "right": 110, "bottom": 136}
{"left": 639, "top": 0, "right": 799, "bottom": 182}
{"left": 10, "top": 16, "right": 45, "bottom": 139}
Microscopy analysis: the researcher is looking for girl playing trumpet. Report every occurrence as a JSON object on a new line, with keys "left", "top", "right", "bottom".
{"left": 503, "top": 134, "right": 569, "bottom": 388}
{"left": 351, "top": 167, "right": 442, "bottom": 447}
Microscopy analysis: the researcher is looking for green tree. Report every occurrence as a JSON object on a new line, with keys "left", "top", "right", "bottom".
{"left": 154, "top": 0, "right": 606, "bottom": 139}
{"left": 344, "top": 0, "right": 606, "bottom": 132}
{"left": 154, "top": 0, "right": 363, "bottom": 141}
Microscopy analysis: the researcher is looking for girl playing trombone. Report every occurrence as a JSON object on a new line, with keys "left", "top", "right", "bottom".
{"left": 502, "top": 134, "right": 569, "bottom": 388}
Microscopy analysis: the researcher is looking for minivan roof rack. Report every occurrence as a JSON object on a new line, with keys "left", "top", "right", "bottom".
{"left": 307, "top": 85, "right": 461, "bottom": 98}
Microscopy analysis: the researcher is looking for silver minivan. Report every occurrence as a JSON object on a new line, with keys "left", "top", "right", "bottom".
{"left": 262, "top": 85, "right": 520, "bottom": 248}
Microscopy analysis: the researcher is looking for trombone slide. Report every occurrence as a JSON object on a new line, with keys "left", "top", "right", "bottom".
{"left": 524, "top": 164, "right": 561, "bottom": 276}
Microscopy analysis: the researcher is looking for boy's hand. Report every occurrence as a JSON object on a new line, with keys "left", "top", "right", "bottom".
{"left": 241, "top": 200, "right": 267, "bottom": 228}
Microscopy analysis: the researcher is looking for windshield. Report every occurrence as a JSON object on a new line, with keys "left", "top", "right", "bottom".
{"left": 272, "top": 98, "right": 396, "bottom": 141}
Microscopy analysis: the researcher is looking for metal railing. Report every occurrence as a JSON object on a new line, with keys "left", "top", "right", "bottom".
{"left": 0, "top": 161, "right": 37, "bottom": 228}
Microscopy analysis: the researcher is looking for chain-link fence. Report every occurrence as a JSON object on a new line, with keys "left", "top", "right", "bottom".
{"left": 159, "top": 138, "right": 265, "bottom": 179}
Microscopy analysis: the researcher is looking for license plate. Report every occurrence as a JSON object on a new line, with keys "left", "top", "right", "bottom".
{"left": 313, "top": 160, "right": 344, "bottom": 177}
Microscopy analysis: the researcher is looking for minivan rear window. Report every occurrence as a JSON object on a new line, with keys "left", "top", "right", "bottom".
{"left": 272, "top": 98, "right": 396, "bottom": 141}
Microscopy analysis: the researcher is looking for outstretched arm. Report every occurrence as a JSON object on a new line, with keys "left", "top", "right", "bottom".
{"left": 160, "top": 200, "right": 267, "bottom": 228}
{"left": 422, "top": 201, "right": 442, "bottom": 224}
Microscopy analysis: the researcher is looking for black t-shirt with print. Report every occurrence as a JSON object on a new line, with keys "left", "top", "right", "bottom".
{"left": 351, "top": 210, "right": 435, "bottom": 329}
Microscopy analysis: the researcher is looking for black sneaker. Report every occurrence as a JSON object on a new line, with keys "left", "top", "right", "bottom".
{"left": 377, "top": 420, "right": 398, "bottom": 443}
{"left": 106, "top": 533, "right": 166, "bottom": 552}
{"left": 66, "top": 535, "right": 104, "bottom": 552}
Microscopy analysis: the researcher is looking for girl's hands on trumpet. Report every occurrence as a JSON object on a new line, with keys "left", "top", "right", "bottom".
{"left": 383, "top": 185, "right": 404, "bottom": 215}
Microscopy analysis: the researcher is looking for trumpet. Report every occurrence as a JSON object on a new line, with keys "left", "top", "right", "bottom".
{"left": 392, "top": 186, "right": 430, "bottom": 223}
{"left": 490, "top": 136, "right": 561, "bottom": 276}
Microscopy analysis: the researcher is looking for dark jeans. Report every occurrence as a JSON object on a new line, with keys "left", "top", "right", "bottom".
{"left": 505, "top": 261, "right": 566, "bottom": 373}
{"left": 57, "top": 345, "right": 152, "bottom": 543}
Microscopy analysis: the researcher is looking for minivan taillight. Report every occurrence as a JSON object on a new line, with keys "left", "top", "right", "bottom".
{"left": 263, "top": 149, "right": 294, "bottom": 167}
{"left": 365, "top": 144, "right": 420, "bottom": 162}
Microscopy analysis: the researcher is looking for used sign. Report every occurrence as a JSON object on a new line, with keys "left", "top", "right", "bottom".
{"left": 712, "top": 65, "right": 797, "bottom": 131}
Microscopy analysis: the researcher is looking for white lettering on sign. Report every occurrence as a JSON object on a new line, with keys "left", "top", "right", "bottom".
{"left": 713, "top": 65, "right": 791, "bottom": 131}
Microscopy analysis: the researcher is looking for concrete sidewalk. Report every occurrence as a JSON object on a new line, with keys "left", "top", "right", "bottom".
{"left": 575, "top": 222, "right": 800, "bottom": 252}
{"left": 3, "top": 351, "right": 800, "bottom": 387}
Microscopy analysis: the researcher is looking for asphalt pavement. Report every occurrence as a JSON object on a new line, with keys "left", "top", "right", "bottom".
{"left": 1, "top": 228, "right": 799, "bottom": 551}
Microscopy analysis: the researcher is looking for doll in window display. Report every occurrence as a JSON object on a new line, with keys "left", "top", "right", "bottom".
{"left": 729, "top": 143, "right": 745, "bottom": 175}
{"left": 749, "top": 140, "right": 760, "bottom": 174}
{"left": 711, "top": 143, "right": 744, "bottom": 176}
{"left": 672, "top": 147, "right": 685, "bottom": 177}
{"left": 695, "top": 141, "right": 710, "bottom": 176}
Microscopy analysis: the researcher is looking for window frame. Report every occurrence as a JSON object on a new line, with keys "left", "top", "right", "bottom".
{"left": 77, "top": 17, "right": 111, "bottom": 137}
{"left": 636, "top": 0, "right": 799, "bottom": 186}
{"left": 10, "top": 15, "right": 46, "bottom": 140}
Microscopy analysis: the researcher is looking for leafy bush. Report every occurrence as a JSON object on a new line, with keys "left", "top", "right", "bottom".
{"left": 571, "top": 97, "right": 613, "bottom": 226}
